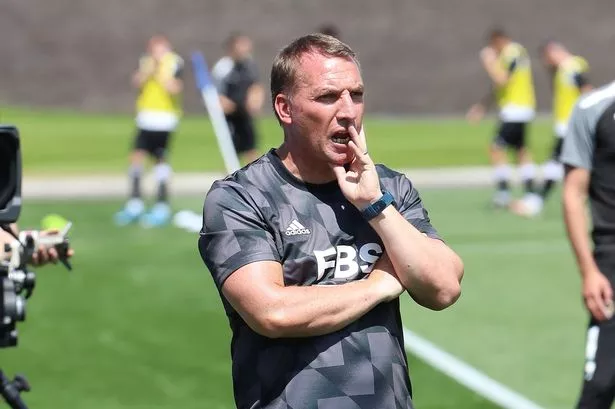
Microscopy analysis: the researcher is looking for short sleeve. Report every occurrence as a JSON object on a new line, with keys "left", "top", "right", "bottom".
{"left": 211, "top": 57, "right": 234, "bottom": 94}
{"left": 396, "top": 176, "right": 440, "bottom": 240}
{"left": 560, "top": 103, "right": 594, "bottom": 170}
{"left": 198, "top": 181, "right": 280, "bottom": 289}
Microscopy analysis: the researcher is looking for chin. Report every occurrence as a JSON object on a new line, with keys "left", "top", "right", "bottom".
{"left": 328, "top": 151, "right": 353, "bottom": 166}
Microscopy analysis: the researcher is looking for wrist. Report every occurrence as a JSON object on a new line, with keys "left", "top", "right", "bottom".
{"left": 360, "top": 191, "right": 395, "bottom": 221}
{"left": 355, "top": 192, "right": 383, "bottom": 212}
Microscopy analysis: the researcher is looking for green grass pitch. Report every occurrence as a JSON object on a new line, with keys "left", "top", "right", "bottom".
{"left": 0, "top": 108, "right": 586, "bottom": 408}
{"left": 0, "top": 188, "right": 585, "bottom": 409}
{"left": 1, "top": 107, "right": 555, "bottom": 175}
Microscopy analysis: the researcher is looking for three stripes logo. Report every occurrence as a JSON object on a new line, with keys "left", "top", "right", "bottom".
{"left": 285, "top": 219, "right": 311, "bottom": 236}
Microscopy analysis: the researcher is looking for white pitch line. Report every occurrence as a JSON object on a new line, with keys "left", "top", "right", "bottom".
{"left": 403, "top": 327, "right": 545, "bottom": 409}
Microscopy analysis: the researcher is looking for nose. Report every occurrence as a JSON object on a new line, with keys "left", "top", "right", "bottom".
{"left": 336, "top": 90, "right": 357, "bottom": 124}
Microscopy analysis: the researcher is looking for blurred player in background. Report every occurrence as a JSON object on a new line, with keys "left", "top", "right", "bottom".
{"left": 511, "top": 41, "right": 591, "bottom": 217}
{"left": 467, "top": 28, "right": 537, "bottom": 209}
{"left": 561, "top": 80, "right": 615, "bottom": 408}
{"left": 211, "top": 32, "right": 264, "bottom": 164}
{"left": 114, "top": 35, "right": 184, "bottom": 227}
{"left": 318, "top": 23, "right": 341, "bottom": 39}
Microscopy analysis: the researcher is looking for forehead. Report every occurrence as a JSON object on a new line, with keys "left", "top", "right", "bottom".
{"left": 295, "top": 52, "right": 362, "bottom": 91}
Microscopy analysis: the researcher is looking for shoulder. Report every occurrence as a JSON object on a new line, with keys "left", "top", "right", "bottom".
{"left": 212, "top": 56, "right": 234, "bottom": 79}
{"left": 578, "top": 81, "right": 615, "bottom": 112}
{"left": 205, "top": 154, "right": 275, "bottom": 206}
{"left": 505, "top": 42, "right": 524, "bottom": 57}
{"left": 376, "top": 164, "right": 417, "bottom": 197}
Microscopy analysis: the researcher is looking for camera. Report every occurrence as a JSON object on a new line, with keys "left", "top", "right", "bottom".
{"left": 0, "top": 125, "right": 72, "bottom": 408}
{"left": 1, "top": 125, "right": 24, "bottom": 348}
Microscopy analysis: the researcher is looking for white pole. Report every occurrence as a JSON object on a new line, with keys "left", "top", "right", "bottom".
{"left": 191, "top": 51, "right": 241, "bottom": 174}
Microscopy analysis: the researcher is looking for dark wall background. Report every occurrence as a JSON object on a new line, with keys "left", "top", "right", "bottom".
{"left": 1, "top": 0, "right": 613, "bottom": 115}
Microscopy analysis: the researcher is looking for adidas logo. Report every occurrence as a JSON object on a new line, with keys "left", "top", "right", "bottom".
{"left": 285, "top": 219, "right": 311, "bottom": 236}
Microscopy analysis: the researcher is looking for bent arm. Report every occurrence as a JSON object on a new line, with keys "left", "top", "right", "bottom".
{"left": 221, "top": 254, "right": 399, "bottom": 339}
{"left": 369, "top": 207, "right": 464, "bottom": 310}
{"left": 563, "top": 166, "right": 597, "bottom": 277}
{"left": 245, "top": 83, "right": 265, "bottom": 115}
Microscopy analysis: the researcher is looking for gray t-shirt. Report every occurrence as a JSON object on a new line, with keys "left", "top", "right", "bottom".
{"left": 561, "top": 81, "right": 615, "bottom": 249}
{"left": 199, "top": 149, "right": 439, "bottom": 409}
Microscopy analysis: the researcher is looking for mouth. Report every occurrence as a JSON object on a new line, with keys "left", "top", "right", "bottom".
{"left": 331, "top": 131, "right": 351, "bottom": 145}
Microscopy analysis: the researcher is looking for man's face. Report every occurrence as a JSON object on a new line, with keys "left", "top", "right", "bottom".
{"left": 490, "top": 37, "right": 506, "bottom": 54}
{"left": 285, "top": 53, "right": 364, "bottom": 166}
{"left": 232, "top": 37, "right": 253, "bottom": 61}
{"left": 149, "top": 39, "right": 170, "bottom": 61}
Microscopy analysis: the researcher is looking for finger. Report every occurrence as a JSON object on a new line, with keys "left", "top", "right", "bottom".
{"left": 348, "top": 125, "right": 367, "bottom": 154}
{"left": 358, "top": 125, "right": 367, "bottom": 151}
{"left": 38, "top": 247, "right": 49, "bottom": 264}
{"left": 587, "top": 297, "right": 606, "bottom": 321}
{"left": 331, "top": 165, "right": 347, "bottom": 183}
{"left": 48, "top": 247, "right": 59, "bottom": 262}
{"left": 603, "top": 282, "right": 614, "bottom": 302}
{"left": 347, "top": 140, "right": 369, "bottom": 163}
{"left": 67, "top": 249, "right": 75, "bottom": 258}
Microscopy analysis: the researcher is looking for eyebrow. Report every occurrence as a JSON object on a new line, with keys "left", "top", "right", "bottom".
{"left": 313, "top": 84, "right": 365, "bottom": 95}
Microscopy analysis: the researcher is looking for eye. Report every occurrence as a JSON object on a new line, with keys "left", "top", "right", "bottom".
{"left": 351, "top": 91, "right": 364, "bottom": 102}
{"left": 316, "top": 93, "right": 338, "bottom": 104}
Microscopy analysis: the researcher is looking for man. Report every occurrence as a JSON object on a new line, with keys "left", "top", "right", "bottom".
{"left": 199, "top": 34, "right": 464, "bottom": 409}
{"left": 114, "top": 35, "right": 184, "bottom": 227}
{"left": 561, "top": 81, "right": 615, "bottom": 408}
{"left": 467, "top": 28, "right": 537, "bottom": 209}
{"left": 211, "top": 32, "right": 264, "bottom": 164}
{"left": 512, "top": 41, "right": 591, "bottom": 217}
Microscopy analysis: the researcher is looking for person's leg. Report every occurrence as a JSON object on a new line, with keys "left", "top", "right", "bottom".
{"left": 509, "top": 123, "right": 542, "bottom": 217}
{"left": 576, "top": 317, "right": 615, "bottom": 408}
{"left": 515, "top": 123, "right": 537, "bottom": 196}
{"left": 140, "top": 131, "right": 172, "bottom": 227}
{"left": 490, "top": 123, "right": 513, "bottom": 208}
{"left": 540, "top": 137, "right": 565, "bottom": 200}
{"left": 576, "top": 254, "right": 615, "bottom": 408}
{"left": 239, "top": 117, "right": 260, "bottom": 164}
{"left": 114, "top": 130, "right": 148, "bottom": 225}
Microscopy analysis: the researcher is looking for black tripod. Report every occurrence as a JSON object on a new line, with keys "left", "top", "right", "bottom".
{"left": 0, "top": 370, "right": 29, "bottom": 409}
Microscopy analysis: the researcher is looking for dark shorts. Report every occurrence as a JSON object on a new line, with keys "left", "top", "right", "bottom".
{"left": 227, "top": 115, "right": 256, "bottom": 154}
{"left": 577, "top": 248, "right": 615, "bottom": 408}
{"left": 493, "top": 122, "right": 528, "bottom": 150}
{"left": 551, "top": 137, "right": 564, "bottom": 161}
{"left": 133, "top": 129, "right": 172, "bottom": 160}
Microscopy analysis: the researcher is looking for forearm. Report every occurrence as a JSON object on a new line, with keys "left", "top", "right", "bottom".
{"left": 482, "top": 61, "right": 507, "bottom": 87}
{"left": 164, "top": 78, "right": 183, "bottom": 94}
{"left": 250, "top": 278, "right": 384, "bottom": 338}
{"left": 369, "top": 207, "right": 463, "bottom": 309}
{"left": 563, "top": 188, "right": 597, "bottom": 276}
{"left": 219, "top": 95, "right": 237, "bottom": 115}
{"left": 246, "top": 84, "right": 265, "bottom": 115}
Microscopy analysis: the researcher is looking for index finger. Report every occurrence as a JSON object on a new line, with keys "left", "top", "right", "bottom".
{"left": 348, "top": 124, "right": 367, "bottom": 153}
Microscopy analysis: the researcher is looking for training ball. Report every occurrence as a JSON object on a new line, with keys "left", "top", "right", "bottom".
{"left": 41, "top": 214, "right": 69, "bottom": 231}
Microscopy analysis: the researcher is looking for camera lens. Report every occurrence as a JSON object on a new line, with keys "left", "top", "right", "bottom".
{"left": 1, "top": 279, "right": 26, "bottom": 322}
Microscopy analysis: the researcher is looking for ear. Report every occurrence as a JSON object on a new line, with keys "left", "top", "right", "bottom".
{"left": 274, "top": 94, "right": 292, "bottom": 125}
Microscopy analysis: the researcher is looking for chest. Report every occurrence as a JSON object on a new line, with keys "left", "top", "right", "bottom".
{"left": 264, "top": 189, "right": 383, "bottom": 286}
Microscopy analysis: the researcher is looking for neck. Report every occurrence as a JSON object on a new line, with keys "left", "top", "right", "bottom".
{"left": 276, "top": 140, "right": 337, "bottom": 185}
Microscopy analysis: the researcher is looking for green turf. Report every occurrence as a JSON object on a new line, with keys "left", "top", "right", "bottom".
{"left": 1, "top": 106, "right": 555, "bottom": 176}
{"left": 0, "top": 198, "right": 499, "bottom": 409}
{"left": 402, "top": 186, "right": 586, "bottom": 409}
